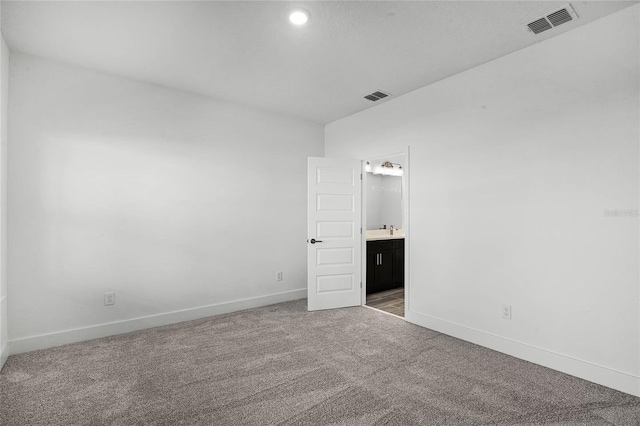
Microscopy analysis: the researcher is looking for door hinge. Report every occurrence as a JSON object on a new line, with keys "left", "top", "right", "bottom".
{"left": 360, "top": 282, "right": 362, "bottom": 288}
{"left": 360, "top": 227, "right": 362, "bottom": 234}
{"left": 360, "top": 173, "right": 362, "bottom": 180}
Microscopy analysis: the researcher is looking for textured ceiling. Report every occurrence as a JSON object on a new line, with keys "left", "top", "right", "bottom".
{"left": 2, "top": 1, "right": 636, "bottom": 124}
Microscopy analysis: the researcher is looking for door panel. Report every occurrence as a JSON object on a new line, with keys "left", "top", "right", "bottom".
{"left": 316, "top": 247, "right": 354, "bottom": 266}
{"left": 316, "top": 167, "right": 355, "bottom": 185}
{"left": 307, "top": 157, "right": 362, "bottom": 311}
{"left": 316, "top": 194, "right": 354, "bottom": 211}
{"left": 317, "top": 221, "right": 354, "bottom": 239}
{"left": 317, "top": 274, "right": 354, "bottom": 293}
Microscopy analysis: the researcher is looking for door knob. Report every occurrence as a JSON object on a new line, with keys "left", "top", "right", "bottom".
{"left": 309, "top": 238, "right": 323, "bottom": 244}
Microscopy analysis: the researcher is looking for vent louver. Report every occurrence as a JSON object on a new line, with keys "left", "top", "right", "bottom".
{"left": 547, "top": 9, "right": 573, "bottom": 27}
{"left": 528, "top": 17, "right": 553, "bottom": 34}
{"left": 524, "top": 4, "right": 577, "bottom": 35}
{"left": 364, "top": 90, "right": 391, "bottom": 102}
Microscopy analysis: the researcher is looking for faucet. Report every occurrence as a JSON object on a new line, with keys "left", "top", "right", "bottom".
{"left": 390, "top": 225, "right": 395, "bottom": 236}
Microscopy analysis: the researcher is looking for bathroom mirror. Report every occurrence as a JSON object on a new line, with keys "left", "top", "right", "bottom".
{"left": 365, "top": 161, "right": 403, "bottom": 231}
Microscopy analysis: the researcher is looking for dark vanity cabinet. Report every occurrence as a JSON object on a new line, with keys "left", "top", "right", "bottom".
{"left": 366, "top": 239, "right": 404, "bottom": 294}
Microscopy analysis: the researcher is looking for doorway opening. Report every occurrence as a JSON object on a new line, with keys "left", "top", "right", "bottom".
{"left": 362, "top": 151, "right": 408, "bottom": 318}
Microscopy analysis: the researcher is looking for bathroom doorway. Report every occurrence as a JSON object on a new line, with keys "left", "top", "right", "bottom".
{"left": 362, "top": 151, "right": 408, "bottom": 318}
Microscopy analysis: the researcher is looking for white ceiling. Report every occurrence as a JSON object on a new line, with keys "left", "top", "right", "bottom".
{"left": 2, "top": 1, "right": 636, "bottom": 124}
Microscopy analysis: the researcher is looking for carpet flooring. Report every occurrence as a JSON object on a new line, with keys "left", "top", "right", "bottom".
{"left": 1, "top": 300, "right": 639, "bottom": 425}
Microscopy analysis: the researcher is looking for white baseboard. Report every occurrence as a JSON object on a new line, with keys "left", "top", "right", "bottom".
{"left": 0, "top": 343, "right": 7, "bottom": 371}
{"left": 405, "top": 309, "right": 640, "bottom": 397}
{"left": 9, "top": 288, "right": 307, "bottom": 356}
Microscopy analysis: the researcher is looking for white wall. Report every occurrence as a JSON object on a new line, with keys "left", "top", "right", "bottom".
{"left": 365, "top": 173, "right": 382, "bottom": 229}
{"left": 326, "top": 6, "right": 640, "bottom": 396}
{"left": 8, "top": 52, "right": 323, "bottom": 352}
{"left": 0, "top": 24, "right": 8, "bottom": 369}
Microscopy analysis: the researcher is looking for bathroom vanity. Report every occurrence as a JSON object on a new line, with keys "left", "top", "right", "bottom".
{"left": 366, "top": 231, "right": 404, "bottom": 295}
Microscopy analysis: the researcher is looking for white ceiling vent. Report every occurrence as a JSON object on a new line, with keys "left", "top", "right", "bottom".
{"left": 524, "top": 4, "right": 578, "bottom": 35}
{"left": 364, "top": 90, "right": 390, "bottom": 102}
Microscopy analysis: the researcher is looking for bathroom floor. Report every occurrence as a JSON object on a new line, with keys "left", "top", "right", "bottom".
{"left": 366, "top": 287, "right": 404, "bottom": 317}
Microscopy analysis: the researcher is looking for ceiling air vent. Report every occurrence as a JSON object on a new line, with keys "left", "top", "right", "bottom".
{"left": 524, "top": 4, "right": 578, "bottom": 35}
{"left": 547, "top": 8, "right": 573, "bottom": 27}
{"left": 527, "top": 17, "right": 553, "bottom": 35}
{"left": 364, "top": 90, "right": 391, "bottom": 102}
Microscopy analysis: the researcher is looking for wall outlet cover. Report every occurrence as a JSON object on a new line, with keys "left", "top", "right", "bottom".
{"left": 104, "top": 292, "right": 115, "bottom": 306}
{"left": 502, "top": 304, "right": 512, "bottom": 319}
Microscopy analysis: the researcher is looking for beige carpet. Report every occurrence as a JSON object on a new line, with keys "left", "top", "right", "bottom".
{"left": 1, "top": 299, "right": 639, "bottom": 425}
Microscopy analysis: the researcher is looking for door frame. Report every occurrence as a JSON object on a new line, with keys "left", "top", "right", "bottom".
{"left": 360, "top": 147, "right": 410, "bottom": 317}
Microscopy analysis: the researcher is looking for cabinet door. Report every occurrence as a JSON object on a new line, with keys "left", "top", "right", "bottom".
{"left": 394, "top": 240, "right": 405, "bottom": 288}
{"left": 367, "top": 240, "right": 405, "bottom": 294}
{"left": 366, "top": 250, "right": 379, "bottom": 294}
{"left": 377, "top": 248, "right": 396, "bottom": 291}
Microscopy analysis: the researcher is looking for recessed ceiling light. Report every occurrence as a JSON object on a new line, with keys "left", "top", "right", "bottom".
{"left": 289, "top": 9, "right": 310, "bottom": 26}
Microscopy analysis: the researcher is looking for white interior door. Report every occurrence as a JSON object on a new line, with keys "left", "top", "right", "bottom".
{"left": 307, "top": 157, "right": 362, "bottom": 311}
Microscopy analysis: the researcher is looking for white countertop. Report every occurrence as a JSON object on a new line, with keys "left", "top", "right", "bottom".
{"left": 366, "top": 229, "right": 405, "bottom": 241}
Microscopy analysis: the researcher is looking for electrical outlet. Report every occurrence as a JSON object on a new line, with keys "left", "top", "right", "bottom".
{"left": 276, "top": 271, "right": 283, "bottom": 281}
{"left": 104, "top": 292, "right": 115, "bottom": 306}
{"left": 502, "top": 304, "right": 512, "bottom": 320}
